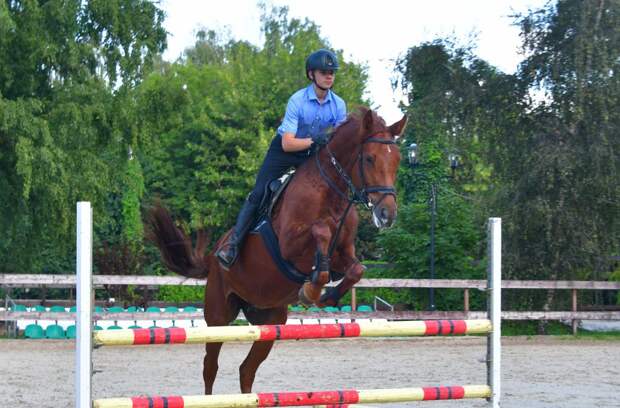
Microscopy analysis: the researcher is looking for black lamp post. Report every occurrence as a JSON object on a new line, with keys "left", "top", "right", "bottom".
{"left": 407, "top": 143, "right": 459, "bottom": 311}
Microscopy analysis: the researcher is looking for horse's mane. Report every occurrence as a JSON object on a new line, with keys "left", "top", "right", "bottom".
{"left": 330, "top": 106, "right": 387, "bottom": 144}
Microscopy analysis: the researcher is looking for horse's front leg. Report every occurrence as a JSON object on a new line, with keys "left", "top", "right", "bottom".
{"left": 318, "top": 245, "right": 365, "bottom": 308}
{"left": 299, "top": 221, "right": 333, "bottom": 305}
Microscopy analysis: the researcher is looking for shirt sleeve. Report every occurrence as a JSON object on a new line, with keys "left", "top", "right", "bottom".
{"left": 335, "top": 99, "right": 347, "bottom": 126}
{"left": 279, "top": 96, "right": 300, "bottom": 135}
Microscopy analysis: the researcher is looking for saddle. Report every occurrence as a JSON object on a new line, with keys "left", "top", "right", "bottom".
{"left": 256, "top": 170, "right": 295, "bottom": 221}
{"left": 250, "top": 170, "right": 344, "bottom": 285}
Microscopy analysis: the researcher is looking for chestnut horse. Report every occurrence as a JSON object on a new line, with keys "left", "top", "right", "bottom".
{"left": 149, "top": 107, "right": 407, "bottom": 394}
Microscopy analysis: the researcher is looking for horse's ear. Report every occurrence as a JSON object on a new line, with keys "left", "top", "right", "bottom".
{"left": 362, "top": 108, "right": 374, "bottom": 131}
{"left": 389, "top": 115, "right": 408, "bottom": 137}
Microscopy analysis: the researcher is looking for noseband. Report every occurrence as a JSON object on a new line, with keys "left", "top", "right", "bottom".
{"left": 316, "top": 135, "right": 398, "bottom": 208}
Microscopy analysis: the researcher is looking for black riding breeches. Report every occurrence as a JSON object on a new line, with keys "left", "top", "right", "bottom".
{"left": 247, "top": 134, "right": 313, "bottom": 206}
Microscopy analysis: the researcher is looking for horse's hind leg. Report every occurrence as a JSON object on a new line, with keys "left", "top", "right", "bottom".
{"left": 203, "top": 277, "right": 242, "bottom": 394}
{"left": 239, "top": 305, "right": 288, "bottom": 393}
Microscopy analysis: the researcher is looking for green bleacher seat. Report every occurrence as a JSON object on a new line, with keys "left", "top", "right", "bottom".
{"left": 323, "top": 306, "right": 339, "bottom": 313}
{"left": 24, "top": 324, "right": 45, "bottom": 339}
{"left": 357, "top": 305, "right": 373, "bottom": 312}
{"left": 164, "top": 306, "right": 179, "bottom": 313}
{"left": 289, "top": 305, "right": 305, "bottom": 312}
{"left": 94, "top": 306, "right": 104, "bottom": 313}
{"left": 45, "top": 324, "right": 65, "bottom": 339}
{"left": 93, "top": 325, "right": 103, "bottom": 331}
{"left": 107, "top": 306, "right": 125, "bottom": 313}
{"left": 308, "top": 306, "right": 322, "bottom": 312}
{"left": 340, "top": 305, "right": 352, "bottom": 312}
{"left": 126, "top": 306, "right": 140, "bottom": 312}
{"left": 50, "top": 306, "right": 66, "bottom": 312}
{"left": 128, "top": 324, "right": 141, "bottom": 329}
{"left": 66, "top": 325, "right": 76, "bottom": 339}
{"left": 69, "top": 306, "right": 77, "bottom": 312}
{"left": 32, "top": 305, "right": 46, "bottom": 312}
{"left": 146, "top": 306, "right": 162, "bottom": 313}
{"left": 10, "top": 304, "right": 28, "bottom": 312}
{"left": 107, "top": 325, "right": 123, "bottom": 330}
{"left": 182, "top": 306, "right": 198, "bottom": 312}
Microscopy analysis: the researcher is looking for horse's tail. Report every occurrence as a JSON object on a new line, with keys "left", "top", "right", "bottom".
{"left": 148, "top": 204, "right": 210, "bottom": 279}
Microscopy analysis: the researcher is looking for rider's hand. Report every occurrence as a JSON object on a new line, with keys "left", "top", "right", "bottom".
{"left": 311, "top": 132, "right": 330, "bottom": 146}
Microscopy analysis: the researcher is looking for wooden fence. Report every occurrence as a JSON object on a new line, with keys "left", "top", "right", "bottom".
{"left": 2, "top": 274, "right": 619, "bottom": 334}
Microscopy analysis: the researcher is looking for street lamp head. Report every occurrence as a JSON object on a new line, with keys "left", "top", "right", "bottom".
{"left": 407, "top": 143, "right": 419, "bottom": 167}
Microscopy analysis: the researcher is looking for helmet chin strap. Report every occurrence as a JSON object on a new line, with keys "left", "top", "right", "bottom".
{"left": 310, "top": 71, "right": 331, "bottom": 92}
{"left": 314, "top": 80, "right": 330, "bottom": 91}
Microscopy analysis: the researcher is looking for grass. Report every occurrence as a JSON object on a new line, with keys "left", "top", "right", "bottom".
{"left": 501, "top": 320, "right": 620, "bottom": 339}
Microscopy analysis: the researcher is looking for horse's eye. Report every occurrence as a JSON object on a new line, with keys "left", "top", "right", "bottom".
{"left": 365, "top": 156, "right": 374, "bottom": 165}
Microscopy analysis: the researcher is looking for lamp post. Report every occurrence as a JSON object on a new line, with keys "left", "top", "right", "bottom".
{"left": 407, "top": 143, "right": 459, "bottom": 312}
{"left": 429, "top": 182, "right": 437, "bottom": 311}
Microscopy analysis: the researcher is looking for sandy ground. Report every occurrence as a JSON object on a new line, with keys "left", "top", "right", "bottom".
{"left": 1, "top": 336, "right": 618, "bottom": 408}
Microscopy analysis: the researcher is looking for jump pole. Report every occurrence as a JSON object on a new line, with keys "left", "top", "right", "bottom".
{"left": 93, "top": 385, "right": 492, "bottom": 408}
{"left": 93, "top": 319, "right": 492, "bottom": 346}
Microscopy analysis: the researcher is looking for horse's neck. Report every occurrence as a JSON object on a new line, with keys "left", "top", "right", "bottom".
{"left": 317, "top": 135, "right": 363, "bottom": 193}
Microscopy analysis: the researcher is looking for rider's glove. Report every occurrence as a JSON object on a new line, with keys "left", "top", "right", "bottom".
{"left": 311, "top": 132, "right": 330, "bottom": 146}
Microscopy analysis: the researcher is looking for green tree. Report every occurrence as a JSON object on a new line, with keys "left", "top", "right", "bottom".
{"left": 492, "top": 0, "right": 620, "bottom": 312}
{"left": 378, "top": 40, "right": 509, "bottom": 308}
{"left": 138, "top": 5, "right": 368, "bottom": 244}
{"left": 0, "top": 0, "right": 166, "bottom": 273}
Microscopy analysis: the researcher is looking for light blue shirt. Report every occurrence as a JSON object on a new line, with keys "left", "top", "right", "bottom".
{"left": 277, "top": 84, "right": 347, "bottom": 139}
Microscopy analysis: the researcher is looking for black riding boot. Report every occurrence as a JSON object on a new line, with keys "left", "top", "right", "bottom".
{"left": 216, "top": 200, "right": 258, "bottom": 268}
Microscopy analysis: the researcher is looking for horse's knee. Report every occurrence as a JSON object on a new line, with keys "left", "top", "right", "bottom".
{"left": 346, "top": 262, "right": 366, "bottom": 282}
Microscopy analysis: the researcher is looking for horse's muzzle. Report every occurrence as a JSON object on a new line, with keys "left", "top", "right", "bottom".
{"left": 371, "top": 201, "right": 397, "bottom": 229}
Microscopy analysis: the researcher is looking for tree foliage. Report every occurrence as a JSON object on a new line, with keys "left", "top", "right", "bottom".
{"left": 0, "top": 0, "right": 166, "bottom": 272}
{"left": 495, "top": 0, "right": 619, "bottom": 285}
{"left": 137, "top": 5, "right": 368, "bottom": 241}
{"left": 1, "top": 1, "right": 617, "bottom": 314}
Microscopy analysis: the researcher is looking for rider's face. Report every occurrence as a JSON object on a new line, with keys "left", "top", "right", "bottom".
{"left": 311, "top": 69, "right": 335, "bottom": 89}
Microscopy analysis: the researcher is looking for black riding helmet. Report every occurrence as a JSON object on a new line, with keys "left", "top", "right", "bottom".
{"left": 305, "top": 49, "right": 340, "bottom": 80}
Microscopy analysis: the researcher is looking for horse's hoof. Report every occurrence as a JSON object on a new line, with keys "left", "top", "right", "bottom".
{"left": 318, "top": 292, "right": 337, "bottom": 308}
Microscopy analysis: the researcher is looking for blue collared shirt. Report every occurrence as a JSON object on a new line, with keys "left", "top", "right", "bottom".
{"left": 277, "top": 84, "right": 347, "bottom": 139}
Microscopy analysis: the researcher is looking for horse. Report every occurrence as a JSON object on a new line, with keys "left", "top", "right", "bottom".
{"left": 149, "top": 107, "right": 407, "bottom": 394}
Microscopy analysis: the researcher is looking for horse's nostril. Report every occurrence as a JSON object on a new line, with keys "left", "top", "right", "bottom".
{"left": 381, "top": 207, "right": 389, "bottom": 220}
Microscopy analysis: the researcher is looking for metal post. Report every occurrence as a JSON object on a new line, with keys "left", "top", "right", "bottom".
{"left": 76, "top": 202, "right": 92, "bottom": 408}
{"left": 487, "top": 218, "right": 501, "bottom": 407}
{"left": 429, "top": 183, "right": 437, "bottom": 311}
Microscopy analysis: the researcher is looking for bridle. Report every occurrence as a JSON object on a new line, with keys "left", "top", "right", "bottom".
{"left": 315, "top": 134, "right": 398, "bottom": 208}
{"left": 315, "top": 133, "right": 398, "bottom": 258}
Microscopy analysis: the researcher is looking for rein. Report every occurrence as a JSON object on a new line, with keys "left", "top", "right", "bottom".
{"left": 315, "top": 134, "right": 398, "bottom": 259}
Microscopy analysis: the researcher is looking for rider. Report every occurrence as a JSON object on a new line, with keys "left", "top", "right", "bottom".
{"left": 216, "top": 49, "right": 347, "bottom": 268}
